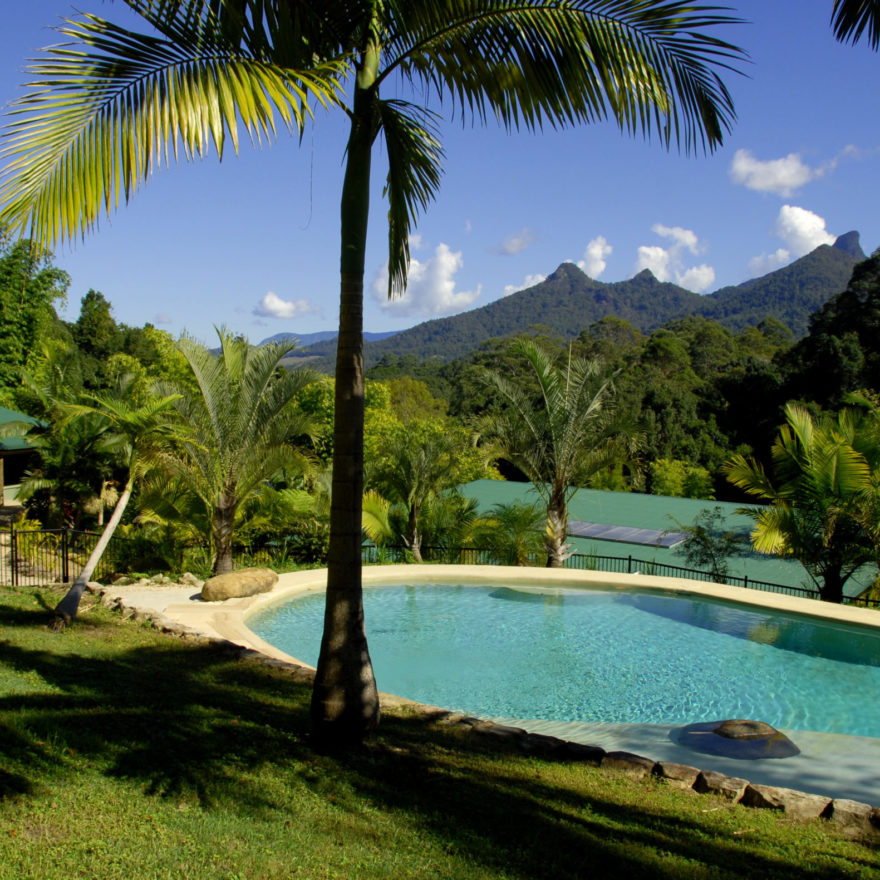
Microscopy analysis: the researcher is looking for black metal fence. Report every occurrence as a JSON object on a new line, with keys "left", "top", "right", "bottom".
{"left": 0, "top": 526, "right": 118, "bottom": 587}
{"left": 361, "top": 544, "right": 880, "bottom": 608}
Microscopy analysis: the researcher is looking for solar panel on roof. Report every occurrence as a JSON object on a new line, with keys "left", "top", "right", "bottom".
{"left": 568, "top": 520, "right": 685, "bottom": 549}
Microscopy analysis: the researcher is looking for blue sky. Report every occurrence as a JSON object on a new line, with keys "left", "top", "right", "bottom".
{"left": 2, "top": 1, "right": 879, "bottom": 346}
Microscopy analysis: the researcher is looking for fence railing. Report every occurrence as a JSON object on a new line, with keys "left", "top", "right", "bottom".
{"left": 3, "top": 525, "right": 875, "bottom": 610}
{"left": 361, "top": 544, "right": 880, "bottom": 609}
{"left": 0, "top": 526, "right": 118, "bottom": 587}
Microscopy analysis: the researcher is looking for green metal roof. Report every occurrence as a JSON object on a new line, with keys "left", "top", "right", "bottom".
{"left": 458, "top": 479, "right": 875, "bottom": 598}
{"left": 0, "top": 406, "right": 39, "bottom": 452}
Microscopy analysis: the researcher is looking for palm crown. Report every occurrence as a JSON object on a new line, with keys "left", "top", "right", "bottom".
{"left": 1, "top": 1, "right": 743, "bottom": 292}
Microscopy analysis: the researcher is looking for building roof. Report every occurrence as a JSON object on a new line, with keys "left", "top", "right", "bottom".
{"left": 458, "top": 479, "right": 875, "bottom": 598}
{"left": 0, "top": 405, "right": 39, "bottom": 453}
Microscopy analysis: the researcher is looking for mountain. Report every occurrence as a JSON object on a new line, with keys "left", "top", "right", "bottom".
{"left": 259, "top": 329, "right": 399, "bottom": 348}
{"left": 290, "top": 232, "right": 866, "bottom": 371}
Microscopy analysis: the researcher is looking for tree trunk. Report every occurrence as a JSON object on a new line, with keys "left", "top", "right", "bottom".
{"left": 819, "top": 567, "right": 845, "bottom": 603}
{"left": 408, "top": 502, "right": 422, "bottom": 563}
{"left": 545, "top": 487, "right": 569, "bottom": 568}
{"left": 310, "top": 80, "right": 380, "bottom": 746}
{"left": 52, "top": 475, "right": 133, "bottom": 629}
{"left": 212, "top": 491, "right": 237, "bottom": 576}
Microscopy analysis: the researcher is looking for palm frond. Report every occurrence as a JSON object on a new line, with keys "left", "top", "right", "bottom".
{"left": 377, "top": 99, "right": 444, "bottom": 297}
{"left": 384, "top": 0, "right": 744, "bottom": 154}
{"left": 0, "top": 11, "right": 345, "bottom": 246}
{"left": 832, "top": 0, "right": 880, "bottom": 49}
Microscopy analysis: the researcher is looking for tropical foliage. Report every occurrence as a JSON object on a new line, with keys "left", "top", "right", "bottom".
{"left": 479, "top": 339, "right": 627, "bottom": 567}
{"left": 723, "top": 403, "right": 876, "bottom": 602}
{"left": 155, "top": 330, "right": 317, "bottom": 575}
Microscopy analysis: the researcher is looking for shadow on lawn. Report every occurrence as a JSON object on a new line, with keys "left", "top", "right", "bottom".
{"left": 0, "top": 600, "right": 874, "bottom": 879}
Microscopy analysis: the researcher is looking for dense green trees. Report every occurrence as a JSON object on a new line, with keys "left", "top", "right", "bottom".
{"left": 0, "top": 237, "right": 69, "bottom": 405}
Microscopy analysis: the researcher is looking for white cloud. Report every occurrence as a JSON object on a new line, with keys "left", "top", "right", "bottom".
{"left": 634, "top": 225, "right": 714, "bottom": 292}
{"left": 774, "top": 204, "right": 835, "bottom": 256}
{"left": 652, "top": 223, "right": 700, "bottom": 254}
{"left": 372, "top": 243, "right": 481, "bottom": 317}
{"left": 578, "top": 236, "right": 613, "bottom": 277}
{"left": 408, "top": 233, "right": 423, "bottom": 251}
{"left": 678, "top": 264, "right": 715, "bottom": 293}
{"left": 253, "top": 291, "right": 320, "bottom": 320}
{"left": 748, "top": 248, "right": 791, "bottom": 275}
{"left": 495, "top": 227, "right": 536, "bottom": 255}
{"left": 747, "top": 205, "right": 835, "bottom": 274}
{"left": 464, "top": 219, "right": 473, "bottom": 234}
{"left": 153, "top": 313, "right": 172, "bottom": 325}
{"left": 503, "top": 273, "right": 547, "bottom": 296}
{"left": 636, "top": 245, "right": 671, "bottom": 281}
{"left": 729, "top": 149, "right": 819, "bottom": 196}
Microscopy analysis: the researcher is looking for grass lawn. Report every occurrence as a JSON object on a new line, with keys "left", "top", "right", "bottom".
{"left": 0, "top": 584, "right": 877, "bottom": 879}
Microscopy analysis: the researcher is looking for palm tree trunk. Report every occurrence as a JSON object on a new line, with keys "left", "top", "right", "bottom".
{"left": 819, "top": 565, "right": 845, "bottom": 603}
{"left": 310, "top": 81, "right": 380, "bottom": 745}
{"left": 545, "top": 487, "right": 569, "bottom": 568}
{"left": 212, "top": 495, "right": 236, "bottom": 576}
{"left": 408, "top": 502, "right": 422, "bottom": 563}
{"left": 52, "top": 475, "right": 133, "bottom": 629}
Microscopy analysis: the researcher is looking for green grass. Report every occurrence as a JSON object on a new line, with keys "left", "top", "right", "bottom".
{"left": 0, "top": 584, "right": 878, "bottom": 879}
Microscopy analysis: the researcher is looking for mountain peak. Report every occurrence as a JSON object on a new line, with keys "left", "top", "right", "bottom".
{"left": 632, "top": 268, "right": 657, "bottom": 282}
{"left": 832, "top": 230, "right": 866, "bottom": 260}
{"left": 548, "top": 262, "right": 587, "bottom": 282}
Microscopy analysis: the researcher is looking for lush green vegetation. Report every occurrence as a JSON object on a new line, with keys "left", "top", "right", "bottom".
{"left": 1, "top": 582, "right": 878, "bottom": 880}
{"left": 4, "top": 236, "right": 880, "bottom": 604}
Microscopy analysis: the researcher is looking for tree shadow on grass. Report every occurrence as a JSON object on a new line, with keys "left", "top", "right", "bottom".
{"left": 0, "top": 604, "right": 875, "bottom": 878}
{"left": 326, "top": 715, "right": 874, "bottom": 880}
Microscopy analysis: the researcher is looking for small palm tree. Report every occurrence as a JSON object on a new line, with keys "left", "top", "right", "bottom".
{"left": 367, "top": 419, "right": 489, "bottom": 562}
{"left": 723, "top": 403, "right": 874, "bottom": 602}
{"left": 474, "top": 500, "right": 545, "bottom": 566}
{"left": 480, "top": 339, "right": 630, "bottom": 567}
{"left": 52, "top": 375, "right": 185, "bottom": 627}
{"left": 157, "top": 329, "right": 317, "bottom": 576}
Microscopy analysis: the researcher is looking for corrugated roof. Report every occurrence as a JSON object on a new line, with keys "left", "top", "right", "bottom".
{"left": 0, "top": 406, "right": 39, "bottom": 452}
{"left": 458, "top": 479, "right": 875, "bottom": 598}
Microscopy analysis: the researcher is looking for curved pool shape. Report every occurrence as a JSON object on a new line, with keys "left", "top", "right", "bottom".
{"left": 249, "top": 582, "right": 880, "bottom": 737}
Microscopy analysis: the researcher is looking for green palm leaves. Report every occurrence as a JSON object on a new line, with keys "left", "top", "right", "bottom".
{"left": 0, "top": 7, "right": 344, "bottom": 245}
{"left": 479, "top": 339, "right": 622, "bottom": 566}
{"left": 0, "top": 2, "right": 745, "bottom": 284}
{"left": 158, "top": 329, "right": 316, "bottom": 573}
{"left": 723, "top": 403, "right": 875, "bottom": 601}
{"left": 832, "top": 0, "right": 880, "bottom": 49}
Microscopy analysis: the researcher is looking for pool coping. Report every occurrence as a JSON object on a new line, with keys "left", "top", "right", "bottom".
{"left": 96, "top": 565, "right": 880, "bottom": 834}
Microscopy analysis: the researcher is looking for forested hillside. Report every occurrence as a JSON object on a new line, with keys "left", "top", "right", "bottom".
{"left": 295, "top": 234, "right": 862, "bottom": 371}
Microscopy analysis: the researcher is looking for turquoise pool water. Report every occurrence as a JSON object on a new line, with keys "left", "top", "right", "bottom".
{"left": 249, "top": 583, "right": 880, "bottom": 736}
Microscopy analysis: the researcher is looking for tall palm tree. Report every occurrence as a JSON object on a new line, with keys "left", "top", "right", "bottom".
{"left": 479, "top": 339, "right": 630, "bottom": 567}
{"left": 0, "top": 1, "right": 744, "bottom": 743}
{"left": 51, "top": 374, "right": 185, "bottom": 627}
{"left": 158, "top": 329, "right": 316, "bottom": 575}
{"left": 723, "top": 403, "right": 874, "bottom": 603}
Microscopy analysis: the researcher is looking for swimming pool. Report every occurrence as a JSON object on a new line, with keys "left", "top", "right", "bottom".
{"left": 248, "top": 580, "right": 880, "bottom": 737}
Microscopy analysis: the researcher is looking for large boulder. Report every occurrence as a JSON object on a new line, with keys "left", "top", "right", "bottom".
{"left": 201, "top": 567, "right": 278, "bottom": 601}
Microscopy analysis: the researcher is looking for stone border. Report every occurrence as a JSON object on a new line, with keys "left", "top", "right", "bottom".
{"left": 88, "top": 577, "right": 880, "bottom": 841}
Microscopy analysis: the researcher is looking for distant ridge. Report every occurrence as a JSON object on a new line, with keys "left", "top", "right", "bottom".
{"left": 290, "top": 232, "right": 866, "bottom": 371}
{"left": 259, "top": 329, "right": 399, "bottom": 348}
